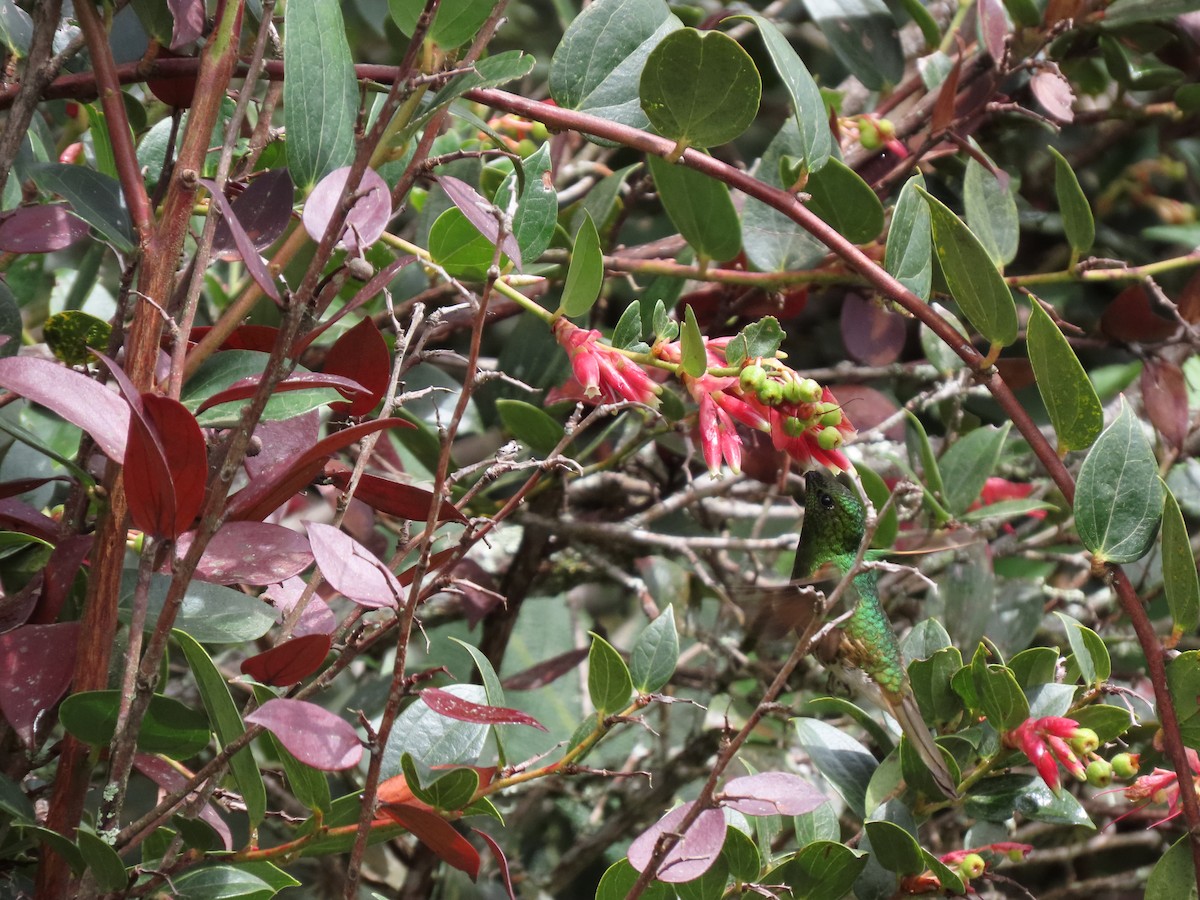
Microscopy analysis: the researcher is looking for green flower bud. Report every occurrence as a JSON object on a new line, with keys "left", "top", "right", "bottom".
{"left": 782, "top": 377, "right": 804, "bottom": 405}
{"left": 784, "top": 416, "right": 806, "bottom": 437}
{"left": 530, "top": 121, "right": 550, "bottom": 141}
{"left": 820, "top": 408, "right": 843, "bottom": 427}
{"left": 758, "top": 380, "right": 783, "bottom": 406}
{"left": 1085, "top": 758, "right": 1113, "bottom": 788}
{"left": 740, "top": 363, "right": 766, "bottom": 390}
{"left": 1069, "top": 728, "right": 1099, "bottom": 755}
{"left": 957, "top": 853, "right": 986, "bottom": 881}
{"left": 796, "top": 378, "right": 822, "bottom": 404}
{"left": 1111, "top": 752, "right": 1140, "bottom": 779}
{"left": 817, "top": 427, "right": 843, "bottom": 451}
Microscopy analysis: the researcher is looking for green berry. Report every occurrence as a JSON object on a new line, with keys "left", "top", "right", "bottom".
{"left": 782, "top": 377, "right": 804, "bottom": 405}
{"left": 1111, "top": 752, "right": 1140, "bottom": 779}
{"left": 796, "top": 378, "right": 822, "bottom": 404}
{"left": 1085, "top": 759, "right": 1113, "bottom": 788}
{"left": 758, "top": 380, "right": 783, "bottom": 406}
{"left": 957, "top": 853, "right": 986, "bottom": 880}
{"left": 820, "top": 408, "right": 843, "bottom": 427}
{"left": 740, "top": 363, "right": 766, "bottom": 390}
{"left": 817, "top": 427, "right": 843, "bottom": 451}
{"left": 784, "top": 416, "right": 806, "bottom": 437}
{"left": 530, "top": 121, "right": 550, "bottom": 141}
{"left": 1070, "top": 728, "right": 1099, "bottom": 755}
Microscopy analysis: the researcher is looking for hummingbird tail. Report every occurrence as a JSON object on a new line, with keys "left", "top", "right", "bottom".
{"left": 891, "top": 693, "right": 959, "bottom": 800}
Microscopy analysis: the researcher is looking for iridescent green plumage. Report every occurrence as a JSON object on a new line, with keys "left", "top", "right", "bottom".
{"left": 795, "top": 471, "right": 958, "bottom": 799}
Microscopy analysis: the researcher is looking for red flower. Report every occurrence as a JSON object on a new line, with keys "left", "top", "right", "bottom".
{"left": 1113, "top": 749, "right": 1200, "bottom": 827}
{"left": 553, "top": 319, "right": 660, "bottom": 407}
{"left": 1004, "top": 716, "right": 1096, "bottom": 792}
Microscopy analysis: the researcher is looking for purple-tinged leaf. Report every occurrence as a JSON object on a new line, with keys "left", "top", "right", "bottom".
{"left": 1031, "top": 64, "right": 1074, "bottom": 124}
{"left": 841, "top": 293, "right": 906, "bottom": 366}
{"left": 1142, "top": 359, "right": 1189, "bottom": 451}
{"left": 0, "top": 622, "right": 79, "bottom": 747}
{"left": 720, "top": 772, "right": 827, "bottom": 817}
{"left": 0, "top": 477, "right": 70, "bottom": 500}
{"left": 421, "top": 687, "right": 547, "bottom": 731}
{"left": 627, "top": 801, "right": 727, "bottom": 883}
{"left": 306, "top": 522, "right": 403, "bottom": 608}
{"left": 31, "top": 534, "right": 92, "bottom": 625}
{"left": 501, "top": 648, "right": 589, "bottom": 691}
{"left": 212, "top": 170, "right": 294, "bottom": 261}
{"left": 0, "top": 499, "right": 59, "bottom": 543}
{"left": 189, "top": 324, "right": 280, "bottom": 355}
{"left": 978, "top": 0, "right": 1008, "bottom": 62}
{"left": 322, "top": 317, "right": 390, "bottom": 416}
{"left": 380, "top": 802, "right": 481, "bottom": 878}
{"left": 246, "top": 698, "right": 362, "bottom": 770}
{"left": 166, "top": 0, "right": 205, "bottom": 48}
{"left": 196, "top": 372, "right": 369, "bottom": 414}
{"left": 396, "top": 547, "right": 458, "bottom": 587}
{"left": 474, "top": 829, "right": 517, "bottom": 900}
{"left": 827, "top": 384, "right": 902, "bottom": 441}
{"left": 301, "top": 166, "right": 391, "bottom": 254}
{"left": 0, "top": 357, "right": 129, "bottom": 461}
{"left": 0, "top": 575, "right": 41, "bottom": 634}
{"left": 264, "top": 577, "right": 337, "bottom": 636}
{"left": 200, "top": 178, "right": 281, "bottom": 303}
{"left": 0, "top": 205, "right": 90, "bottom": 252}
{"left": 325, "top": 464, "right": 467, "bottom": 524}
{"left": 176, "top": 522, "right": 313, "bottom": 585}
{"left": 240, "top": 633, "right": 332, "bottom": 686}
{"left": 295, "top": 255, "right": 416, "bottom": 353}
{"left": 439, "top": 175, "right": 523, "bottom": 270}
{"left": 134, "top": 753, "right": 233, "bottom": 849}
{"left": 245, "top": 411, "right": 320, "bottom": 480}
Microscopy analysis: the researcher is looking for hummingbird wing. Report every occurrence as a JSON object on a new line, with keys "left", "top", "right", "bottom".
{"left": 885, "top": 688, "right": 959, "bottom": 800}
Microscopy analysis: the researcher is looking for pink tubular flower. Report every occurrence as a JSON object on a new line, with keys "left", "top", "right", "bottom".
{"left": 1111, "top": 749, "right": 1200, "bottom": 827}
{"left": 553, "top": 319, "right": 660, "bottom": 407}
{"left": 1004, "top": 716, "right": 1095, "bottom": 792}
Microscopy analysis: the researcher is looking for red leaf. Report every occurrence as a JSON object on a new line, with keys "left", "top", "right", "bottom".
{"left": 439, "top": 175, "right": 523, "bottom": 270}
{"left": 31, "top": 534, "right": 93, "bottom": 625}
{"left": 195, "top": 372, "right": 370, "bottom": 414}
{"left": 931, "top": 53, "right": 963, "bottom": 135}
{"left": 121, "top": 391, "right": 207, "bottom": 539}
{"left": 211, "top": 170, "right": 294, "bottom": 262}
{"left": 474, "top": 828, "right": 517, "bottom": 900}
{"left": 306, "top": 522, "right": 403, "bottom": 608}
{"left": 1100, "top": 285, "right": 1178, "bottom": 343}
{"left": 720, "top": 773, "right": 827, "bottom": 817}
{"left": 143, "top": 394, "right": 207, "bottom": 536}
{"left": 1142, "top": 359, "right": 1189, "bottom": 450}
{"left": 0, "top": 357, "right": 129, "bottom": 461}
{"left": 627, "top": 802, "right": 726, "bottom": 883}
{"left": 264, "top": 577, "right": 337, "bottom": 636}
{"left": 0, "top": 205, "right": 90, "bottom": 252}
{"left": 841, "top": 294, "right": 907, "bottom": 366}
{"left": 176, "top": 521, "right": 312, "bottom": 585}
{"left": 227, "top": 418, "right": 415, "bottom": 521}
{"left": 396, "top": 546, "right": 458, "bottom": 587}
{"left": 1031, "top": 65, "right": 1075, "bottom": 124}
{"left": 501, "top": 648, "right": 589, "bottom": 691}
{"left": 134, "top": 753, "right": 232, "bottom": 849}
{"left": 0, "top": 576, "right": 41, "bottom": 634}
{"left": 978, "top": 0, "right": 1008, "bottom": 62}
{"left": 380, "top": 802, "right": 481, "bottom": 879}
{"left": 166, "top": 0, "right": 205, "bottom": 48}
{"left": 0, "top": 622, "right": 79, "bottom": 747}
{"left": 301, "top": 166, "right": 391, "bottom": 255}
{"left": 189, "top": 325, "right": 280, "bottom": 354}
{"left": 325, "top": 464, "right": 467, "bottom": 524}
{"left": 200, "top": 178, "right": 281, "bottom": 303}
{"left": 245, "top": 411, "right": 320, "bottom": 480}
{"left": 0, "top": 499, "right": 58, "bottom": 543}
{"left": 421, "top": 687, "right": 547, "bottom": 731}
{"left": 827, "top": 384, "right": 902, "bottom": 441}
{"left": 0, "top": 477, "right": 69, "bottom": 500}
{"left": 245, "top": 698, "right": 362, "bottom": 770}
{"left": 240, "top": 633, "right": 332, "bottom": 686}
{"left": 295, "top": 256, "right": 416, "bottom": 354}
{"left": 322, "top": 318, "right": 390, "bottom": 416}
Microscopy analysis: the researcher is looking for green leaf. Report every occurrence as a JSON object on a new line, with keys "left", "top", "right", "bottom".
{"left": 283, "top": 0, "right": 357, "bottom": 190}
{"left": 175, "top": 631, "right": 267, "bottom": 827}
{"left": 964, "top": 157, "right": 1019, "bottom": 267}
{"left": 168, "top": 864, "right": 274, "bottom": 899}
{"left": 630, "top": 605, "right": 679, "bottom": 693}
{"left": 60, "top": 690, "right": 211, "bottom": 758}
{"left": 1072, "top": 704, "right": 1133, "bottom": 744}
{"left": 724, "top": 317, "right": 785, "bottom": 368}
{"left": 674, "top": 854, "right": 729, "bottom": 900}
{"left": 17, "top": 825, "right": 85, "bottom": 873}
{"left": 1009, "top": 647, "right": 1060, "bottom": 687}
{"left": 1104, "top": 0, "right": 1200, "bottom": 24}
{"left": 495, "top": 144, "right": 557, "bottom": 264}
{"left": 918, "top": 187, "right": 1018, "bottom": 347}
{"left": 550, "top": 0, "right": 681, "bottom": 134}
{"left": 1049, "top": 147, "right": 1094, "bottom": 253}
{"left": 612, "top": 301, "right": 645, "bottom": 350}
{"left": 561, "top": 212, "right": 604, "bottom": 317}
{"left": 938, "top": 423, "right": 1011, "bottom": 516}
{"left": 496, "top": 399, "right": 564, "bottom": 456}
{"left": 120, "top": 571, "right": 276, "bottom": 643}
{"left": 856, "top": 463, "right": 898, "bottom": 548}
{"left": 679, "top": 304, "right": 707, "bottom": 378}
{"left": 76, "top": 829, "right": 128, "bottom": 892}
{"left": 885, "top": 173, "right": 933, "bottom": 301}
{"left": 806, "top": 158, "right": 885, "bottom": 245}
{"left": 427, "top": 207, "right": 508, "bottom": 280}
{"left": 721, "top": 826, "right": 760, "bottom": 882}
{"left": 595, "top": 859, "right": 674, "bottom": 900}
{"left": 904, "top": 411, "right": 947, "bottom": 518}
{"left": 43, "top": 311, "right": 111, "bottom": 367}
{"left": 646, "top": 154, "right": 741, "bottom": 261}
{"left": 960, "top": 498, "right": 1059, "bottom": 524}
{"left": 1147, "top": 835, "right": 1200, "bottom": 900}
{"left": 1002, "top": 0, "right": 1041, "bottom": 26}
{"left": 0, "top": 0, "right": 32, "bottom": 58}
{"left": 652, "top": 299, "right": 679, "bottom": 342}
{"left": 639, "top": 28, "right": 761, "bottom": 150}
{"left": 921, "top": 850, "right": 965, "bottom": 895}
{"left": 29, "top": 164, "right": 134, "bottom": 253}
{"left": 733, "top": 14, "right": 831, "bottom": 172}
{"left": 777, "top": 840, "right": 868, "bottom": 900}
{"left": 794, "top": 719, "right": 877, "bottom": 818}
{"left": 1163, "top": 488, "right": 1200, "bottom": 639}
{"left": 965, "top": 774, "right": 1093, "bottom": 827}
{"left": 400, "top": 753, "right": 480, "bottom": 812}
{"left": 1026, "top": 299, "right": 1103, "bottom": 452}
{"left": 382, "top": 684, "right": 490, "bottom": 772}
{"left": 741, "top": 120, "right": 828, "bottom": 272}
{"left": 1053, "top": 612, "right": 1111, "bottom": 687}
{"left": 1169, "top": 652, "right": 1200, "bottom": 741}
{"left": 969, "top": 645, "right": 1029, "bottom": 732}
{"left": 801, "top": 0, "right": 904, "bottom": 90}
{"left": 418, "top": 51, "right": 537, "bottom": 131}
{"left": 1075, "top": 398, "right": 1164, "bottom": 564}
{"left": 588, "top": 633, "right": 634, "bottom": 715}
{"left": 909, "top": 647, "right": 966, "bottom": 724}
{"left": 863, "top": 820, "right": 924, "bottom": 876}
{"left": 387, "top": 0, "right": 494, "bottom": 48}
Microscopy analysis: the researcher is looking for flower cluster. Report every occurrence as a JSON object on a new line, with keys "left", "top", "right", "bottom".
{"left": 1116, "top": 748, "right": 1197, "bottom": 827}
{"left": 553, "top": 319, "right": 660, "bottom": 408}
{"left": 1004, "top": 716, "right": 1101, "bottom": 792}
{"left": 900, "top": 842, "right": 1032, "bottom": 894}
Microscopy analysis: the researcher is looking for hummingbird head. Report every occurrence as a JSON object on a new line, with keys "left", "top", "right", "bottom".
{"left": 792, "top": 470, "right": 866, "bottom": 578}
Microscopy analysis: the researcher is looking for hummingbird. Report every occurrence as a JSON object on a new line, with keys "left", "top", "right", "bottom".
{"left": 795, "top": 470, "right": 959, "bottom": 800}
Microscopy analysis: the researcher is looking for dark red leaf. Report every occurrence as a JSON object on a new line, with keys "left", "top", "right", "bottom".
{"left": 474, "top": 829, "right": 517, "bottom": 900}
{"left": 1031, "top": 65, "right": 1074, "bottom": 124}
{"left": 211, "top": 170, "right": 294, "bottom": 262}
{"left": 720, "top": 772, "right": 827, "bottom": 817}
{"left": 146, "top": 48, "right": 197, "bottom": 107}
{"left": 0, "top": 576, "right": 41, "bottom": 634}
{"left": 0, "top": 357, "right": 129, "bottom": 461}
{"left": 840, "top": 293, "right": 907, "bottom": 366}
{"left": 396, "top": 546, "right": 459, "bottom": 587}
{"left": 1177, "top": 268, "right": 1200, "bottom": 325}
{"left": 0, "top": 205, "right": 90, "bottom": 252}
{"left": 994, "top": 357, "right": 1037, "bottom": 392}
{"left": 0, "top": 622, "right": 79, "bottom": 748}
{"left": 325, "top": 464, "right": 467, "bottom": 524}
{"left": 295, "top": 256, "right": 416, "bottom": 354}
{"left": 450, "top": 559, "right": 503, "bottom": 628}
{"left": 380, "top": 803, "right": 481, "bottom": 879}
{"left": 421, "top": 687, "right": 547, "bottom": 731}
{"left": 931, "top": 53, "right": 963, "bottom": 135}
{"left": 301, "top": 166, "right": 391, "bottom": 254}
{"left": 827, "top": 384, "right": 902, "bottom": 441}
{"left": 627, "top": 802, "right": 726, "bottom": 883}
{"left": 1100, "top": 285, "right": 1178, "bottom": 343}
{"left": 195, "top": 372, "right": 370, "bottom": 414}
{"left": 439, "top": 175, "right": 523, "bottom": 270}
{"left": 189, "top": 324, "right": 281, "bottom": 354}
{"left": 200, "top": 178, "right": 281, "bottom": 303}
{"left": 31, "top": 534, "right": 93, "bottom": 625}
{"left": 1142, "top": 359, "right": 1189, "bottom": 450}
{"left": 501, "top": 648, "right": 590, "bottom": 691}
{"left": 245, "top": 698, "right": 362, "bottom": 770}
{"left": 245, "top": 411, "right": 321, "bottom": 480}
{"left": 0, "top": 477, "right": 69, "bottom": 500}
{"left": 166, "top": 0, "right": 205, "bottom": 48}
{"left": 978, "top": 0, "right": 1008, "bottom": 62}
{"left": 240, "top": 633, "right": 332, "bottom": 686}
{"left": 142, "top": 394, "right": 207, "bottom": 536}
{"left": 176, "top": 521, "right": 312, "bottom": 585}
{"left": 322, "top": 318, "right": 390, "bottom": 416}
{"left": 227, "top": 418, "right": 414, "bottom": 521}
{"left": 306, "top": 522, "right": 402, "bottom": 608}
{"left": 1045, "top": 0, "right": 1085, "bottom": 25}
{"left": 134, "top": 754, "right": 232, "bottom": 849}
{"left": 0, "top": 499, "right": 58, "bottom": 543}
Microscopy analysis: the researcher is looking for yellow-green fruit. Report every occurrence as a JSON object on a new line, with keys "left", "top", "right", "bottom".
{"left": 958, "top": 854, "right": 986, "bottom": 880}
{"left": 1086, "top": 759, "right": 1113, "bottom": 788}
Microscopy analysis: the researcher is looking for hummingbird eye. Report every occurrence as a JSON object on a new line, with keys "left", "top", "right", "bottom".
{"left": 819, "top": 492, "right": 835, "bottom": 510}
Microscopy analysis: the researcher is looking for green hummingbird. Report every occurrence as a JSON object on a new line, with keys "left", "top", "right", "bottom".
{"left": 794, "top": 470, "right": 959, "bottom": 800}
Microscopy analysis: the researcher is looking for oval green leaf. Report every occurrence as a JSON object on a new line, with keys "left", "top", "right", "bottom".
{"left": 1026, "top": 298, "right": 1104, "bottom": 453}
{"left": 120, "top": 570, "right": 276, "bottom": 643}
{"left": 588, "top": 632, "right": 634, "bottom": 716}
{"left": 1049, "top": 147, "right": 1095, "bottom": 254}
{"left": 1162, "top": 487, "right": 1200, "bottom": 640}
{"left": 60, "top": 690, "right": 211, "bottom": 758}
{"left": 886, "top": 173, "right": 933, "bottom": 301}
{"left": 387, "top": 0, "right": 495, "bottom": 48}
{"left": 496, "top": 398, "right": 564, "bottom": 456}
{"left": 680, "top": 304, "right": 707, "bottom": 378}
{"left": 646, "top": 154, "right": 741, "bottom": 262}
{"left": 428, "top": 207, "right": 507, "bottom": 280}
{"left": 806, "top": 158, "right": 885, "bottom": 245}
{"left": 918, "top": 187, "right": 1018, "bottom": 347}
{"left": 801, "top": 0, "right": 904, "bottom": 90}
{"left": 76, "top": 829, "right": 128, "bottom": 892}
{"left": 863, "top": 820, "right": 924, "bottom": 876}
{"left": 938, "top": 423, "right": 1011, "bottom": 517}
{"left": 630, "top": 605, "right": 679, "bottom": 694}
{"left": 561, "top": 211, "right": 604, "bottom": 317}
{"left": 640, "top": 28, "right": 761, "bottom": 150}
{"left": 964, "top": 156, "right": 1018, "bottom": 267}
{"left": 1075, "top": 398, "right": 1164, "bottom": 565}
